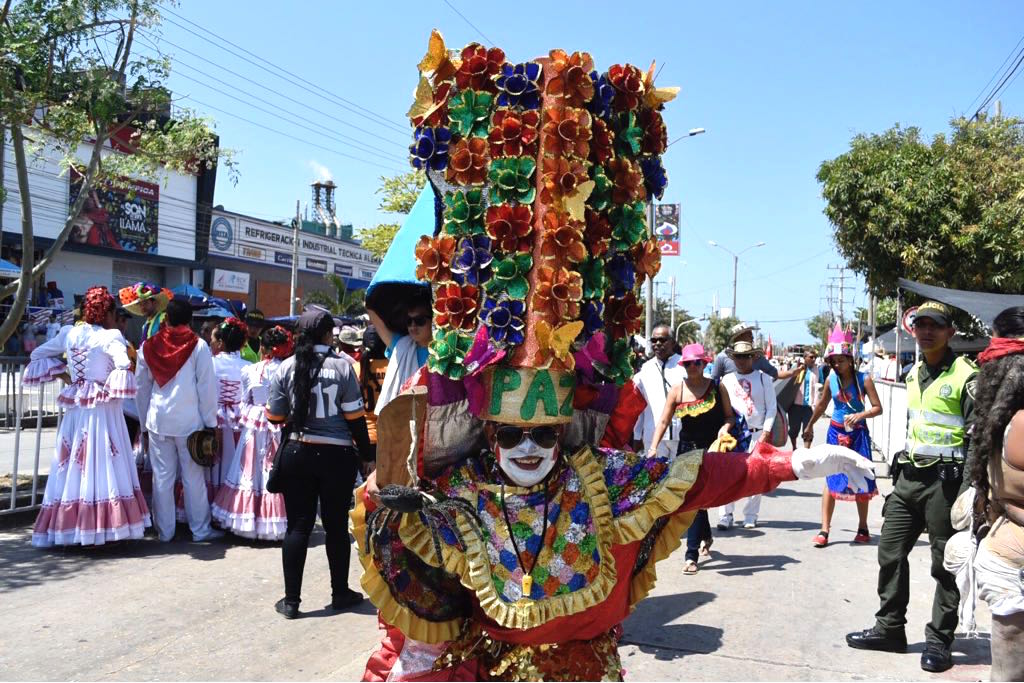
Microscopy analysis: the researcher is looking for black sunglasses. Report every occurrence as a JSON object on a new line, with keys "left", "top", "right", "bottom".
{"left": 650, "top": 337, "right": 671, "bottom": 344}
{"left": 495, "top": 425, "right": 560, "bottom": 450}
{"left": 407, "top": 314, "right": 431, "bottom": 327}
{"left": 682, "top": 359, "right": 705, "bottom": 367}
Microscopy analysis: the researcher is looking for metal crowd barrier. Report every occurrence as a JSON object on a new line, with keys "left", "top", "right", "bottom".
{"left": 1, "top": 357, "right": 63, "bottom": 515}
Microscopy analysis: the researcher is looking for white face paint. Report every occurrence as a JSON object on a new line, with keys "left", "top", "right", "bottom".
{"left": 497, "top": 436, "right": 558, "bottom": 487}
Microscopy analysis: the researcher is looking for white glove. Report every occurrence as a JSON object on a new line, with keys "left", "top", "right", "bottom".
{"left": 791, "top": 444, "right": 876, "bottom": 493}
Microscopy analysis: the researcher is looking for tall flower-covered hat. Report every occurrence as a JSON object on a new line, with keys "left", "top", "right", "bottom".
{"left": 409, "top": 30, "right": 677, "bottom": 428}
{"left": 118, "top": 282, "right": 173, "bottom": 317}
{"left": 825, "top": 321, "right": 855, "bottom": 359}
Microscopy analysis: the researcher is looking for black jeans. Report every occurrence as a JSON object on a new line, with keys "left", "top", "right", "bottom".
{"left": 279, "top": 441, "right": 359, "bottom": 605}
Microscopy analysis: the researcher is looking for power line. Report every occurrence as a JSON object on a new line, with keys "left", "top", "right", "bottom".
{"left": 159, "top": 60, "right": 408, "bottom": 162}
{"left": 178, "top": 96, "right": 408, "bottom": 174}
{"left": 158, "top": 8, "right": 409, "bottom": 136}
{"left": 441, "top": 0, "right": 495, "bottom": 46}
{"left": 136, "top": 30, "right": 410, "bottom": 145}
{"left": 973, "top": 41, "right": 1024, "bottom": 119}
{"left": 965, "top": 31, "right": 1024, "bottom": 114}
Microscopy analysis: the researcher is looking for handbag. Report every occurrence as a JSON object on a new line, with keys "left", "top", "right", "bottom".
{"left": 266, "top": 353, "right": 328, "bottom": 494}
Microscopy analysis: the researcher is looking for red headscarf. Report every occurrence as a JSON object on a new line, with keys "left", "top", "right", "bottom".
{"left": 83, "top": 287, "right": 115, "bottom": 325}
{"left": 266, "top": 325, "right": 294, "bottom": 359}
{"left": 977, "top": 337, "right": 1024, "bottom": 365}
{"left": 143, "top": 325, "right": 199, "bottom": 387}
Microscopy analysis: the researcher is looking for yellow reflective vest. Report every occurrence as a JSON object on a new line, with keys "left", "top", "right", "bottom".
{"left": 905, "top": 356, "right": 976, "bottom": 463}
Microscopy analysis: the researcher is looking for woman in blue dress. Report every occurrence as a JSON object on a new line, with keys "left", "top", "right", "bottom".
{"left": 803, "top": 324, "right": 883, "bottom": 547}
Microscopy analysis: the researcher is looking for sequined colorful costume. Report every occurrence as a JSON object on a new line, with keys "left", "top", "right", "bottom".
{"left": 354, "top": 32, "right": 869, "bottom": 681}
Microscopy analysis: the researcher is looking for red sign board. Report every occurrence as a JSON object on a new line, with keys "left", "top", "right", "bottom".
{"left": 658, "top": 240, "right": 680, "bottom": 256}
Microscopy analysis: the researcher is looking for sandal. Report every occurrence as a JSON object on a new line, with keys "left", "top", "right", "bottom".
{"left": 853, "top": 528, "right": 870, "bottom": 544}
{"left": 699, "top": 538, "right": 713, "bottom": 556}
{"left": 683, "top": 559, "right": 698, "bottom": 574}
{"left": 812, "top": 530, "right": 829, "bottom": 548}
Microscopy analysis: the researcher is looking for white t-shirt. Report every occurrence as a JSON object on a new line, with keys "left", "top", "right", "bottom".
{"left": 722, "top": 370, "right": 777, "bottom": 432}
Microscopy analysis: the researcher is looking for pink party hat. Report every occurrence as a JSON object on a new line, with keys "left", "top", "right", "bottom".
{"left": 825, "top": 322, "right": 855, "bottom": 358}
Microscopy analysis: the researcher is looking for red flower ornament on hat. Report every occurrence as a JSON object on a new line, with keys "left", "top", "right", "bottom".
{"left": 433, "top": 282, "right": 480, "bottom": 331}
{"left": 541, "top": 106, "right": 592, "bottom": 159}
{"left": 533, "top": 266, "right": 583, "bottom": 321}
{"left": 539, "top": 212, "right": 587, "bottom": 263}
{"left": 446, "top": 137, "right": 489, "bottom": 186}
{"left": 546, "top": 50, "right": 595, "bottom": 106}
{"left": 488, "top": 109, "right": 540, "bottom": 158}
{"left": 583, "top": 209, "right": 612, "bottom": 257}
{"left": 607, "top": 157, "right": 645, "bottom": 204}
{"left": 415, "top": 235, "right": 456, "bottom": 282}
{"left": 455, "top": 44, "right": 505, "bottom": 93}
{"left": 540, "top": 156, "right": 588, "bottom": 205}
{"left": 605, "top": 292, "right": 644, "bottom": 338}
{"left": 608, "top": 63, "right": 646, "bottom": 112}
{"left": 632, "top": 238, "right": 662, "bottom": 284}
{"left": 486, "top": 204, "right": 534, "bottom": 254}
{"left": 589, "top": 118, "right": 614, "bottom": 165}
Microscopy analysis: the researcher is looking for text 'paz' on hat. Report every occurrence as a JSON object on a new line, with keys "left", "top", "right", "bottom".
{"left": 408, "top": 30, "right": 678, "bottom": 425}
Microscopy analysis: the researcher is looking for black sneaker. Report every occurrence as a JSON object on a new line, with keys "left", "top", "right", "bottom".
{"left": 845, "top": 626, "right": 907, "bottom": 653}
{"left": 274, "top": 598, "right": 299, "bottom": 620}
{"left": 330, "top": 588, "right": 365, "bottom": 611}
{"left": 920, "top": 642, "right": 953, "bottom": 673}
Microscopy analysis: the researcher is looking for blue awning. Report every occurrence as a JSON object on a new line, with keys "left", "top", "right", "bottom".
{"left": 0, "top": 258, "right": 21, "bottom": 278}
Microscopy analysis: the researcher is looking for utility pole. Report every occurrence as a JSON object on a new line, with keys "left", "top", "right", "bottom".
{"left": 644, "top": 201, "right": 655, "bottom": 346}
{"left": 827, "top": 265, "right": 853, "bottom": 325}
{"left": 289, "top": 200, "right": 300, "bottom": 316}
{"left": 669, "top": 276, "right": 676, "bottom": 335}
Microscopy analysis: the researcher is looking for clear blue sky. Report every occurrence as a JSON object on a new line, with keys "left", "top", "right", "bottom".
{"left": 151, "top": 1, "right": 1024, "bottom": 344}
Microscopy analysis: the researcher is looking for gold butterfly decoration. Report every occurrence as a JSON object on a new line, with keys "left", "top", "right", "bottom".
{"left": 417, "top": 29, "right": 459, "bottom": 84}
{"left": 407, "top": 76, "right": 436, "bottom": 124}
{"left": 536, "top": 320, "right": 584, "bottom": 371}
{"left": 563, "top": 180, "right": 594, "bottom": 222}
{"left": 643, "top": 59, "right": 679, "bottom": 108}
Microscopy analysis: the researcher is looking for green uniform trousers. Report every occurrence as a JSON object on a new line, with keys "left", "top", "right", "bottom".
{"left": 874, "top": 465, "right": 961, "bottom": 646}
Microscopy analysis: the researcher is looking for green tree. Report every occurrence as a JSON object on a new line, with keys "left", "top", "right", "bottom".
{"left": 702, "top": 315, "right": 740, "bottom": 355}
{"left": 304, "top": 273, "right": 366, "bottom": 315}
{"left": 806, "top": 312, "right": 833, "bottom": 347}
{"left": 0, "top": 0, "right": 234, "bottom": 343}
{"left": 357, "top": 170, "right": 426, "bottom": 259}
{"left": 638, "top": 295, "right": 699, "bottom": 344}
{"left": 817, "top": 116, "right": 1024, "bottom": 296}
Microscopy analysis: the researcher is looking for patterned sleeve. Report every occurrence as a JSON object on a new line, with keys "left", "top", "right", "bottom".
{"left": 337, "top": 359, "right": 365, "bottom": 418}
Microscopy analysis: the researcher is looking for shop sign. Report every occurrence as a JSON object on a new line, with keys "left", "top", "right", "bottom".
{"left": 213, "top": 268, "right": 250, "bottom": 294}
{"left": 69, "top": 168, "right": 160, "bottom": 253}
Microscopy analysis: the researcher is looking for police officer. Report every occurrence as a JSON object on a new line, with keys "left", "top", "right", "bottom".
{"left": 846, "top": 301, "right": 976, "bottom": 673}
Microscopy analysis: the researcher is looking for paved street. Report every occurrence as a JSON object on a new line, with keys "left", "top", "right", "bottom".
{"left": 0, "top": 423, "right": 992, "bottom": 681}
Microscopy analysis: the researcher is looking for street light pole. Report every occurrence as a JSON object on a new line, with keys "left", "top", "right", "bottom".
{"left": 708, "top": 240, "right": 766, "bottom": 319}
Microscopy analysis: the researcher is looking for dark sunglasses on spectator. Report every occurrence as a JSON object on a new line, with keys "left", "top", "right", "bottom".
{"left": 407, "top": 314, "right": 431, "bottom": 327}
{"left": 650, "top": 337, "right": 671, "bottom": 344}
{"left": 682, "top": 359, "right": 705, "bottom": 367}
{"left": 495, "top": 425, "right": 560, "bottom": 450}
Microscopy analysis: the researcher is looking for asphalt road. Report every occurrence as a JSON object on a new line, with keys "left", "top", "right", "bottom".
{"left": 0, "top": 422, "right": 992, "bottom": 681}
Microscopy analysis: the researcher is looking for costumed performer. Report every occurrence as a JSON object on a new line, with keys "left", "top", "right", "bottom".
{"left": 118, "top": 282, "right": 172, "bottom": 343}
{"left": 25, "top": 286, "right": 150, "bottom": 547}
{"left": 352, "top": 33, "right": 876, "bottom": 681}
{"left": 210, "top": 317, "right": 252, "bottom": 493}
{"left": 136, "top": 298, "right": 221, "bottom": 542}
{"left": 804, "top": 323, "right": 882, "bottom": 548}
{"left": 212, "top": 325, "right": 293, "bottom": 540}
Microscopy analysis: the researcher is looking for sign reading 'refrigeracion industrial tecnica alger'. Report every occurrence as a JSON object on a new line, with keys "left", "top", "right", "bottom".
{"left": 209, "top": 211, "right": 380, "bottom": 280}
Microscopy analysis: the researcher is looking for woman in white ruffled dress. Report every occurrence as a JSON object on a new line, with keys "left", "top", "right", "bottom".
{"left": 212, "top": 326, "right": 292, "bottom": 540}
{"left": 25, "top": 286, "right": 150, "bottom": 547}
{"left": 210, "top": 318, "right": 251, "bottom": 494}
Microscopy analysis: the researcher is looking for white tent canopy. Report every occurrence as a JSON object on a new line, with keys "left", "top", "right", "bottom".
{"left": 867, "top": 326, "right": 988, "bottom": 355}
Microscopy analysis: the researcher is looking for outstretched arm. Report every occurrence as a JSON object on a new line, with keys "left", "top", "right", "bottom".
{"left": 681, "top": 442, "right": 875, "bottom": 512}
